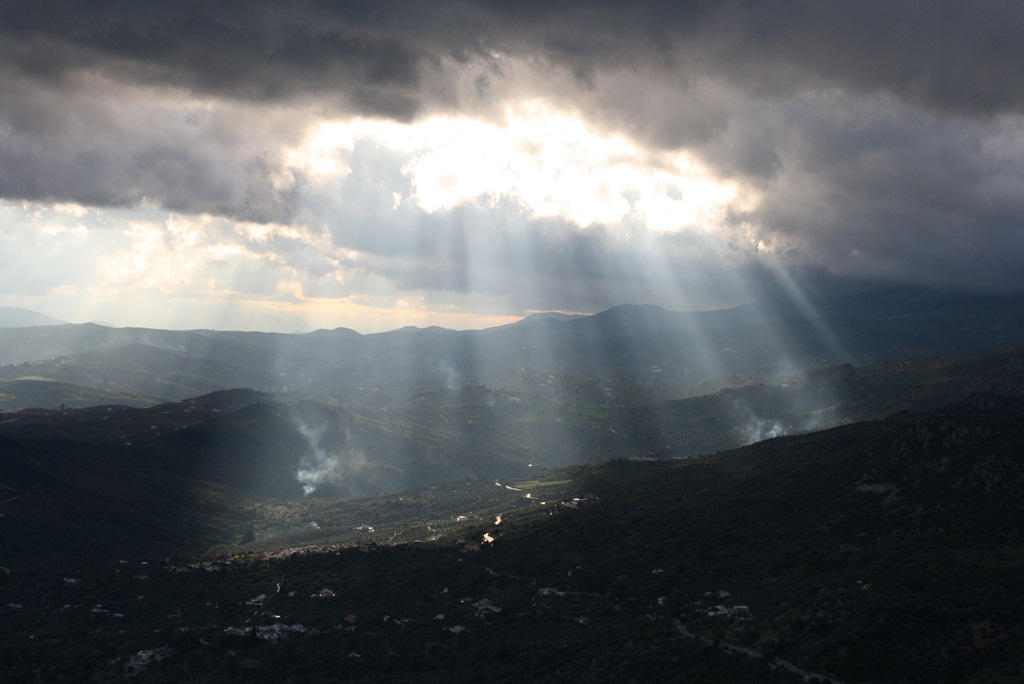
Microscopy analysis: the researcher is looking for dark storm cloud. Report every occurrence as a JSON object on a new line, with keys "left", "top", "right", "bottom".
{"left": 0, "top": 1, "right": 425, "bottom": 108}
{"left": 474, "top": 0, "right": 1024, "bottom": 117}
{"left": 0, "top": 0, "right": 442, "bottom": 220}
{"left": 707, "top": 89, "right": 1024, "bottom": 290}
{"left": 8, "top": 1, "right": 1024, "bottom": 117}
{"left": 1, "top": 0, "right": 1022, "bottom": 295}
{"left": 0, "top": 72, "right": 302, "bottom": 222}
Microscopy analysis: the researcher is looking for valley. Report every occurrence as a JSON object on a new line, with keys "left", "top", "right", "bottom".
{"left": 1, "top": 291, "right": 1023, "bottom": 682}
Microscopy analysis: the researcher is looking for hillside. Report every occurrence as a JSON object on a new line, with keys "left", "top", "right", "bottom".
{"left": 2, "top": 394, "right": 1023, "bottom": 682}
{"left": 0, "top": 288, "right": 1022, "bottom": 406}
{"left": 0, "top": 307, "right": 66, "bottom": 327}
{"left": 1, "top": 304, "right": 1023, "bottom": 681}
{"left": 1, "top": 343, "right": 1023, "bottom": 570}
{"left": 0, "top": 378, "right": 163, "bottom": 410}
{"left": 351, "top": 343, "right": 1024, "bottom": 467}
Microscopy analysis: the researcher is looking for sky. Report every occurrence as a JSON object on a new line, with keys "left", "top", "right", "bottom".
{"left": 0, "top": 1, "right": 1022, "bottom": 333}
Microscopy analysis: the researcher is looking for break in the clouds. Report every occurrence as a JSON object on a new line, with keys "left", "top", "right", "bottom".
{"left": 0, "top": 1, "right": 1021, "bottom": 331}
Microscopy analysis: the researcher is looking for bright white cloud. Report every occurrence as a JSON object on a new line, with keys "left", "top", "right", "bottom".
{"left": 293, "top": 101, "right": 738, "bottom": 232}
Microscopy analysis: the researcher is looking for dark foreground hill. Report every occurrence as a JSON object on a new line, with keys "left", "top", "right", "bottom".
{"left": 2, "top": 394, "right": 1023, "bottom": 682}
{"left": 0, "top": 392, "right": 539, "bottom": 568}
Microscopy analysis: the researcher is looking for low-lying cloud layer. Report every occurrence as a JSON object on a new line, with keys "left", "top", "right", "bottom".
{"left": 1, "top": 1, "right": 1021, "bottom": 330}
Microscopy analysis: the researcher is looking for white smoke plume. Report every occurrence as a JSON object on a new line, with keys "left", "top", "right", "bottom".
{"left": 435, "top": 360, "right": 462, "bottom": 389}
{"left": 742, "top": 417, "right": 788, "bottom": 445}
{"left": 293, "top": 415, "right": 367, "bottom": 496}
{"left": 733, "top": 390, "right": 836, "bottom": 446}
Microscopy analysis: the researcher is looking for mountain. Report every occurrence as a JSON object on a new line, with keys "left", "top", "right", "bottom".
{"left": 2, "top": 340, "right": 1023, "bottom": 568}
{"left": 0, "top": 306, "right": 66, "bottom": 327}
{"left": 0, "top": 378, "right": 163, "bottom": 409}
{"left": 1, "top": 287, "right": 1020, "bottom": 408}
{"left": 0, "top": 388, "right": 537, "bottom": 567}
{"left": 2, "top": 288, "right": 1022, "bottom": 680}
{"left": 503, "top": 311, "right": 586, "bottom": 326}
{"left": 0, "top": 340, "right": 1022, "bottom": 536}
{"left": 3, "top": 394, "right": 1023, "bottom": 682}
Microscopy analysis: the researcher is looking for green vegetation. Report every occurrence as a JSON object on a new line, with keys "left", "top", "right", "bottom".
{"left": 3, "top": 393, "right": 1024, "bottom": 681}
{"left": 0, "top": 377, "right": 163, "bottom": 410}
{"left": 2, "top": 298, "right": 1024, "bottom": 681}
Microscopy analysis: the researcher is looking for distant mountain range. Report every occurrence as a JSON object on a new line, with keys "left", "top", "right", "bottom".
{"left": 0, "top": 306, "right": 66, "bottom": 327}
{"left": 0, "top": 287, "right": 1021, "bottom": 406}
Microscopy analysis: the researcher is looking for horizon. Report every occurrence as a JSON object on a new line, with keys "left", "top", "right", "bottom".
{"left": 2, "top": 282, "right": 1015, "bottom": 336}
{"left": 0, "top": 299, "right": 723, "bottom": 335}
